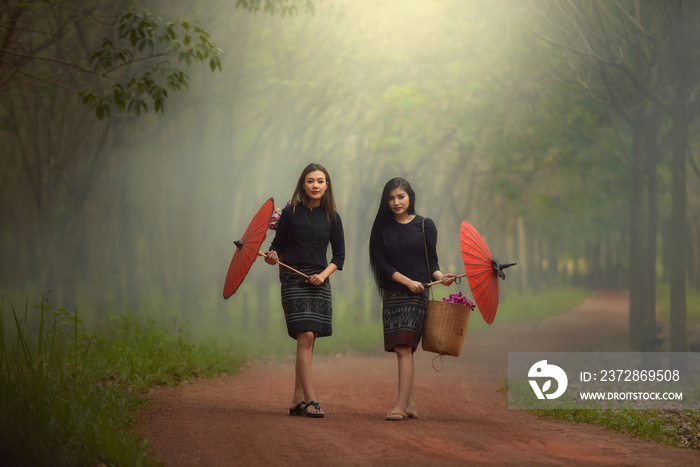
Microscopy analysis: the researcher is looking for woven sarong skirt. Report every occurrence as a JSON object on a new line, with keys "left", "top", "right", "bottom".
{"left": 280, "top": 264, "right": 332, "bottom": 339}
{"left": 381, "top": 288, "right": 429, "bottom": 352}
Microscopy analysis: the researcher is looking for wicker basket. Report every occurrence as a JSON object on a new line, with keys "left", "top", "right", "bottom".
{"left": 421, "top": 300, "right": 471, "bottom": 357}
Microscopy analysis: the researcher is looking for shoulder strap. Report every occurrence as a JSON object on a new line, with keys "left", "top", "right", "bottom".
{"left": 422, "top": 218, "right": 433, "bottom": 299}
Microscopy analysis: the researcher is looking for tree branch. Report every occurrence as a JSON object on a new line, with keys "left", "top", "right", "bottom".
{"left": 0, "top": 57, "right": 78, "bottom": 94}
{"left": 0, "top": 46, "right": 169, "bottom": 79}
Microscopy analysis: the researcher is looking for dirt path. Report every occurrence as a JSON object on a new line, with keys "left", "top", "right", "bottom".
{"left": 137, "top": 291, "right": 699, "bottom": 466}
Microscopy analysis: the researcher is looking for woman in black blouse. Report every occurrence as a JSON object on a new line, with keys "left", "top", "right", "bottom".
{"left": 369, "top": 177, "right": 455, "bottom": 421}
{"left": 265, "top": 163, "right": 345, "bottom": 418}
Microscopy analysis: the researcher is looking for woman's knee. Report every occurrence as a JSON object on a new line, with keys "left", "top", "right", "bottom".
{"left": 296, "top": 331, "right": 316, "bottom": 348}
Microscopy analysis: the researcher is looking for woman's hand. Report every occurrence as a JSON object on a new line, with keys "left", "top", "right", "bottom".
{"left": 307, "top": 274, "right": 327, "bottom": 286}
{"left": 390, "top": 271, "right": 425, "bottom": 294}
{"left": 307, "top": 264, "right": 337, "bottom": 286}
{"left": 440, "top": 273, "right": 457, "bottom": 286}
{"left": 406, "top": 280, "right": 425, "bottom": 294}
{"left": 264, "top": 250, "right": 278, "bottom": 265}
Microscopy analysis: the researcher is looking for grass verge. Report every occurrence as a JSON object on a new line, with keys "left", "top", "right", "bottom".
{"left": 225, "top": 286, "right": 594, "bottom": 358}
{"left": 531, "top": 408, "right": 699, "bottom": 450}
{"left": 501, "top": 286, "right": 700, "bottom": 451}
{"left": 3, "top": 285, "right": 696, "bottom": 464}
{"left": 0, "top": 300, "right": 242, "bottom": 466}
{"left": 656, "top": 284, "right": 700, "bottom": 323}
{"left": 463, "top": 286, "right": 592, "bottom": 333}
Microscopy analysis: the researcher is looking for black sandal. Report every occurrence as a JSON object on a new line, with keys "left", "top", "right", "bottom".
{"left": 302, "top": 400, "right": 324, "bottom": 418}
{"left": 289, "top": 400, "right": 306, "bottom": 416}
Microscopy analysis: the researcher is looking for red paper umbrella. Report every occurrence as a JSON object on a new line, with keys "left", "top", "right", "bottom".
{"left": 223, "top": 198, "right": 275, "bottom": 299}
{"left": 460, "top": 221, "right": 517, "bottom": 324}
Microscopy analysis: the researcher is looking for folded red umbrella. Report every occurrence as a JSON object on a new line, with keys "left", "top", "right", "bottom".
{"left": 223, "top": 198, "right": 275, "bottom": 299}
{"left": 223, "top": 197, "right": 310, "bottom": 299}
{"left": 460, "top": 221, "right": 516, "bottom": 324}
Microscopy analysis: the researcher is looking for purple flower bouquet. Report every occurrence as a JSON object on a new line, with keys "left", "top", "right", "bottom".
{"left": 268, "top": 201, "right": 291, "bottom": 231}
{"left": 442, "top": 292, "right": 476, "bottom": 311}
{"left": 268, "top": 208, "right": 282, "bottom": 231}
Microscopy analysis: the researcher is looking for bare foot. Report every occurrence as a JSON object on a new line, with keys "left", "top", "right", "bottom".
{"left": 405, "top": 406, "right": 418, "bottom": 419}
{"left": 385, "top": 411, "right": 409, "bottom": 421}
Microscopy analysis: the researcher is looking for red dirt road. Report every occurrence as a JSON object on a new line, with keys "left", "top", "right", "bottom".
{"left": 137, "top": 291, "right": 700, "bottom": 466}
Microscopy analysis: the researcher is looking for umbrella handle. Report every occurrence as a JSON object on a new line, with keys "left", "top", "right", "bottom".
{"left": 424, "top": 273, "right": 467, "bottom": 287}
{"left": 258, "top": 251, "right": 310, "bottom": 279}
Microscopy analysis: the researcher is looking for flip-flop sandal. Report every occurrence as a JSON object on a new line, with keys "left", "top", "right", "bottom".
{"left": 302, "top": 400, "right": 324, "bottom": 418}
{"left": 385, "top": 411, "right": 409, "bottom": 421}
{"left": 405, "top": 411, "right": 419, "bottom": 420}
{"left": 289, "top": 400, "right": 306, "bottom": 416}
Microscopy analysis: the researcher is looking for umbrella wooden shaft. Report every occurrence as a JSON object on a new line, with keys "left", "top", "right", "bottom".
{"left": 257, "top": 251, "right": 310, "bottom": 279}
{"left": 425, "top": 273, "right": 467, "bottom": 287}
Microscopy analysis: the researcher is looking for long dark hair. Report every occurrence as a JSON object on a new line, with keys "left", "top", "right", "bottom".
{"left": 290, "top": 162, "right": 337, "bottom": 219}
{"left": 368, "top": 177, "right": 416, "bottom": 287}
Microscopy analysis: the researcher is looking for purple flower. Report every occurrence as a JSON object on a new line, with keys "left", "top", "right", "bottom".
{"left": 441, "top": 291, "right": 476, "bottom": 310}
{"left": 268, "top": 201, "right": 291, "bottom": 231}
{"left": 268, "top": 208, "right": 282, "bottom": 230}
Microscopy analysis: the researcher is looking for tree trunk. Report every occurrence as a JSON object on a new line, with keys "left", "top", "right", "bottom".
{"left": 669, "top": 112, "right": 688, "bottom": 352}
{"left": 667, "top": 0, "right": 696, "bottom": 353}
{"left": 517, "top": 216, "right": 527, "bottom": 292}
{"left": 629, "top": 121, "right": 647, "bottom": 352}
{"left": 690, "top": 212, "right": 700, "bottom": 291}
{"left": 643, "top": 113, "right": 661, "bottom": 351}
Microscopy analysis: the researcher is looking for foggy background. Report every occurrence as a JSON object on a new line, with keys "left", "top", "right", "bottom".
{"left": 2, "top": 0, "right": 699, "bottom": 351}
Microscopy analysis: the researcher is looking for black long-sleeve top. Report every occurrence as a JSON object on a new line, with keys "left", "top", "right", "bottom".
{"left": 372, "top": 215, "right": 440, "bottom": 292}
{"left": 269, "top": 204, "right": 345, "bottom": 270}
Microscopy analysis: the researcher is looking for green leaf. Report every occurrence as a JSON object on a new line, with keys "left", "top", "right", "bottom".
{"left": 80, "top": 7, "right": 223, "bottom": 119}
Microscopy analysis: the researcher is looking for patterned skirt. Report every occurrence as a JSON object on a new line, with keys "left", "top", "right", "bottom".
{"left": 280, "top": 264, "right": 332, "bottom": 339}
{"left": 381, "top": 288, "right": 429, "bottom": 353}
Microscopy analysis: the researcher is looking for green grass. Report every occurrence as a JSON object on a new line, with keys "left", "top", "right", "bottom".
{"left": 498, "top": 286, "right": 700, "bottom": 451}
{"left": 2, "top": 284, "right": 695, "bottom": 465}
{"left": 0, "top": 300, "right": 242, "bottom": 466}
{"left": 220, "top": 306, "right": 386, "bottom": 359}
{"left": 219, "top": 286, "right": 594, "bottom": 358}
{"left": 89, "top": 314, "right": 241, "bottom": 391}
{"left": 656, "top": 284, "right": 700, "bottom": 323}
{"left": 507, "top": 378, "right": 699, "bottom": 450}
{"left": 532, "top": 408, "right": 699, "bottom": 450}
{"left": 458, "top": 286, "right": 592, "bottom": 333}
{"left": 505, "top": 373, "right": 700, "bottom": 450}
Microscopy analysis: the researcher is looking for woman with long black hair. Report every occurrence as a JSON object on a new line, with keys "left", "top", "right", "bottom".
{"left": 369, "top": 177, "right": 455, "bottom": 421}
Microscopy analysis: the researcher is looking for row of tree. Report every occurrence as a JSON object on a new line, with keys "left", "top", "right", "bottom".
{"left": 1, "top": 0, "right": 698, "bottom": 349}
{"left": 500, "top": 0, "right": 700, "bottom": 351}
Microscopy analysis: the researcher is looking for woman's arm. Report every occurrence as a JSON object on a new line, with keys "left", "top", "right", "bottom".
{"left": 266, "top": 207, "right": 290, "bottom": 264}
{"left": 424, "top": 218, "right": 440, "bottom": 275}
{"left": 308, "top": 263, "right": 338, "bottom": 286}
{"left": 425, "top": 219, "right": 456, "bottom": 286}
{"left": 308, "top": 212, "right": 343, "bottom": 285}
{"left": 329, "top": 212, "right": 345, "bottom": 270}
{"left": 391, "top": 271, "right": 424, "bottom": 293}
{"left": 431, "top": 270, "right": 457, "bottom": 286}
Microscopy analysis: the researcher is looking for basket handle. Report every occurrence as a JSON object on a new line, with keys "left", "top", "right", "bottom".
{"left": 421, "top": 218, "right": 434, "bottom": 300}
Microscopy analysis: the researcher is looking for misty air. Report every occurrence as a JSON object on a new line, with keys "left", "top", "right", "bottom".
{"left": 1, "top": 0, "right": 700, "bottom": 465}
